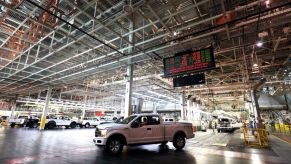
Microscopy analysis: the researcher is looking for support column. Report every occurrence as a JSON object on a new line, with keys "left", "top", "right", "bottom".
{"left": 39, "top": 86, "right": 52, "bottom": 130}
{"left": 251, "top": 89, "right": 263, "bottom": 128}
{"left": 284, "top": 94, "right": 290, "bottom": 112}
{"left": 124, "top": 64, "right": 133, "bottom": 117}
{"left": 136, "top": 98, "right": 143, "bottom": 114}
{"left": 153, "top": 102, "right": 157, "bottom": 114}
{"left": 187, "top": 99, "right": 193, "bottom": 121}
{"left": 180, "top": 91, "right": 185, "bottom": 120}
{"left": 10, "top": 101, "right": 16, "bottom": 118}
{"left": 81, "top": 109, "right": 86, "bottom": 119}
{"left": 10, "top": 95, "right": 18, "bottom": 117}
{"left": 124, "top": 18, "right": 134, "bottom": 118}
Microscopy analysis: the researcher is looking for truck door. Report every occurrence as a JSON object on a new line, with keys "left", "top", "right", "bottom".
{"left": 63, "top": 116, "right": 72, "bottom": 126}
{"left": 144, "top": 116, "right": 163, "bottom": 142}
{"left": 128, "top": 116, "right": 147, "bottom": 144}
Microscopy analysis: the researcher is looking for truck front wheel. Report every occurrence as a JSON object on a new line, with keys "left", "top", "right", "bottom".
{"left": 85, "top": 123, "right": 90, "bottom": 128}
{"left": 70, "top": 122, "right": 77, "bottom": 129}
{"left": 10, "top": 123, "right": 15, "bottom": 128}
{"left": 173, "top": 134, "right": 186, "bottom": 150}
{"left": 47, "top": 122, "right": 55, "bottom": 129}
{"left": 106, "top": 137, "right": 124, "bottom": 154}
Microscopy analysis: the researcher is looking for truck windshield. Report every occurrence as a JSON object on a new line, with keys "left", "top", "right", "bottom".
{"left": 118, "top": 115, "right": 137, "bottom": 124}
{"left": 219, "top": 118, "right": 230, "bottom": 123}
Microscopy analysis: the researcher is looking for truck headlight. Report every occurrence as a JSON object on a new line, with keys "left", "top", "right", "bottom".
{"left": 100, "top": 129, "right": 108, "bottom": 137}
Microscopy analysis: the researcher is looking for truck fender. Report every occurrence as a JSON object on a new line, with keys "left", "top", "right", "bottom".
{"left": 47, "top": 120, "right": 56, "bottom": 126}
{"left": 107, "top": 133, "right": 127, "bottom": 145}
{"left": 173, "top": 131, "right": 186, "bottom": 140}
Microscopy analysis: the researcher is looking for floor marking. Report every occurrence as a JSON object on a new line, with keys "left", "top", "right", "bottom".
{"left": 211, "top": 143, "right": 227, "bottom": 146}
{"left": 187, "top": 147, "right": 286, "bottom": 163}
{"left": 272, "top": 135, "right": 291, "bottom": 145}
{"left": 5, "top": 147, "right": 98, "bottom": 164}
{"left": 188, "top": 140, "right": 199, "bottom": 144}
{"left": 6, "top": 155, "right": 56, "bottom": 164}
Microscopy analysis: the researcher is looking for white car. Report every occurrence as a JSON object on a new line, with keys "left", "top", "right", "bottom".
{"left": 45, "top": 115, "right": 77, "bottom": 129}
{"left": 93, "top": 114, "right": 194, "bottom": 154}
{"left": 81, "top": 118, "right": 102, "bottom": 128}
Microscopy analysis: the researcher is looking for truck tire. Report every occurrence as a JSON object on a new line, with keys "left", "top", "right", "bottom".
{"left": 47, "top": 122, "right": 55, "bottom": 129}
{"left": 31, "top": 122, "right": 38, "bottom": 128}
{"left": 106, "top": 137, "right": 124, "bottom": 154}
{"left": 85, "top": 123, "right": 90, "bottom": 128}
{"left": 11, "top": 123, "right": 15, "bottom": 128}
{"left": 173, "top": 134, "right": 186, "bottom": 150}
{"left": 70, "top": 122, "right": 77, "bottom": 129}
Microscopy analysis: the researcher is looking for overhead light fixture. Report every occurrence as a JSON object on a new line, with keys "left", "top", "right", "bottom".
{"left": 265, "top": 0, "right": 270, "bottom": 7}
{"left": 134, "top": 92, "right": 169, "bottom": 103}
{"left": 256, "top": 41, "right": 263, "bottom": 47}
{"left": 148, "top": 90, "right": 177, "bottom": 101}
{"left": 253, "top": 63, "right": 258, "bottom": 67}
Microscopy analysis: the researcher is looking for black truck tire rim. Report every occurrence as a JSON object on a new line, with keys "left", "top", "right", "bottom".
{"left": 176, "top": 137, "right": 185, "bottom": 147}
{"left": 109, "top": 140, "right": 120, "bottom": 153}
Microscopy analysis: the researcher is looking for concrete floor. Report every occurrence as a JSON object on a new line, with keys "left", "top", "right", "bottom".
{"left": 0, "top": 127, "right": 290, "bottom": 164}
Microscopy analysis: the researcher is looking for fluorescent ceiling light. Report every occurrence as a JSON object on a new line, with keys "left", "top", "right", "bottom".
{"left": 148, "top": 90, "right": 177, "bottom": 101}
{"left": 256, "top": 41, "right": 263, "bottom": 47}
{"left": 134, "top": 92, "right": 169, "bottom": 103}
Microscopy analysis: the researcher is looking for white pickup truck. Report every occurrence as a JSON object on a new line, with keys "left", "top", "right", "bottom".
{"left": 44, "top": 115, "right": 77, "bottom": 129}
{"left": 9, "top": 116, "right": 28, "bottom": 127}
{"left": 93, "top": 114, "right": 194, "bottom": 154}
{"left": 80, "top": 117, "right": 102, "bottom": 128}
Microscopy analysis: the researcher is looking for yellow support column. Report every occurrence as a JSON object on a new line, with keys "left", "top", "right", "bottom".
{"left": 39, "top": 86, "right": 52, "bottom": 130}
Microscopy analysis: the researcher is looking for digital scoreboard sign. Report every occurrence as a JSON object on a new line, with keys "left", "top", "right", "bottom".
{"left": 163, "top": 47, "right": 215, "bottom": 77}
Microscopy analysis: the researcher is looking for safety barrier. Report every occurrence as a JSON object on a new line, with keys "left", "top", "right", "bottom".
{"left": 0, "top": 119, "right": 9, "bottom": 127}
{"left": 273, "top": 124, "right": 291, "bottom": 135}
{"left": 243, "top": 126, "right": 269, "bottom": 148}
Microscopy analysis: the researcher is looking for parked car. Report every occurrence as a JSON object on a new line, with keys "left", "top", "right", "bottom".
{"left": 217, "top": 117, "right": 235, "bottom": 133}
{"left": 44, "top": 115, "right": 78, "bottom": 129}
{"left": 93, "top": 114, "right": 194, "bottom": 154}
{"left": 9, "top": 116, "right": 28, "bottom": 127}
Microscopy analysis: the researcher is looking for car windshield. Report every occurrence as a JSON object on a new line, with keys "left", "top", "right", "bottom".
{"left": 117, "top": 115, "right": 137, "bottom": 124}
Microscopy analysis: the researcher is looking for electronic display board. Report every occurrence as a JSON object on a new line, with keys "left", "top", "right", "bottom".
{"left": 163, "top": 47, "right": 215, "bottom": 77}
{"left": 173, "top": 74, "right": 205, "bottom": 87}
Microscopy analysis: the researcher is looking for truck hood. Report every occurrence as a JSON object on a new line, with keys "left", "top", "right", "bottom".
{"left": 97, "top": 123, "right": 128, "bottom": 130}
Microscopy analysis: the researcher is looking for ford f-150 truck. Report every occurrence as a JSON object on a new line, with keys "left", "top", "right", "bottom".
{"left": 93, "top": 114, "right": 194, "bottom": 154}
{"left": 80, "top": 117, "right": 102, "bottom": 128}
{"left": 9, "top": 116, "right": 28, "bottom": 127}
{"left": 44, "top": 115, "right": 77, "bottom": 129}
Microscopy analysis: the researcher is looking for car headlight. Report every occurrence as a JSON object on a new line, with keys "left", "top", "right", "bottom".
{"left": 100, "top": 129, "right": 108, "bottom": 137}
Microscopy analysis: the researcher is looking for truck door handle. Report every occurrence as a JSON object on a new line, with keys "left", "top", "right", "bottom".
{"left": 147, "top": 128, "right": 151, "bottom": 130}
